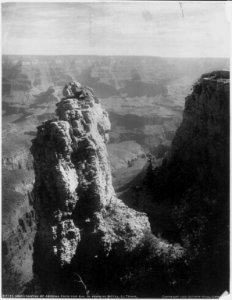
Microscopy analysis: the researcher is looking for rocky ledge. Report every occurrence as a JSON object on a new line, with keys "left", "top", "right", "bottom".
{"left": 31, "top": 84, "right": 150, "bottom": 293}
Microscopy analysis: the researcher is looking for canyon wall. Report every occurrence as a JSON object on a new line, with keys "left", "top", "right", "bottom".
{"left": 2, "top": 163, "right": 35, "bottom": 295}
{"left": 168, "top": 70, "right": 229, "bottom": 192}
{"left": 146, "top": 71, "right": 229, "bottom": 296}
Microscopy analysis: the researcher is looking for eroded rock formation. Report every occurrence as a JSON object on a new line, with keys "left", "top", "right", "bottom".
{"left": 168, "top": 70, "right": 229, "bottom": 187}
{"left": 31, "top": 85, "right": 151, "bottom": 293}
{"left": 145, "top": 71, "right": 229, "bottom": 296}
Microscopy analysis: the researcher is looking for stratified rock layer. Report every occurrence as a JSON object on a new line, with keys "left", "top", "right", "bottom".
{"left": 31, "top": 87, "right": 150, "bottom": 292}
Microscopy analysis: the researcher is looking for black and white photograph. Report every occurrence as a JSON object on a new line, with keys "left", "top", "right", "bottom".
{"left": 1, "top": 0, "right": 230, "bottom": 298}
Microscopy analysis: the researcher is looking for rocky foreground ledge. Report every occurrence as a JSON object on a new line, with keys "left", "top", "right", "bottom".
{"left": 30, "top": 85, "right": 151, "bottom": 293}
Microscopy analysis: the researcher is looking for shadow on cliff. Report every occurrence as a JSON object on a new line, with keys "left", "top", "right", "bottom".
{"left": 141, "top": 71, "right": 230, "bottom": 296}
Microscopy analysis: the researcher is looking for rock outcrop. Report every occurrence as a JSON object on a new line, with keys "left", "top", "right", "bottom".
{"left": 146, "top": 71, "right": 229, "bottom": 296}
{"left": 149, "top": 71, "right": 230, "bottom": 203}
{"left": 31, "top": 85, "right": 151, "bottom": 294}
{"left": 168, "top": 70, "right": 229, "bottom": 189}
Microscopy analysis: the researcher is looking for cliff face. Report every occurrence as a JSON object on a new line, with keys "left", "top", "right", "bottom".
{"left": 168, "top": 70, "right": 229, "bottom": 192}
{"left": 146, "top": 71, "right": 229, "bottom": 295}
{"left": 2, "top": 171, "right": 36, "bottom": 295}
{"left": 148, "top": 71, "right": 229, "bottom": 198}
{"left": 31, "top": 86, "right": 150, "bottom": 293}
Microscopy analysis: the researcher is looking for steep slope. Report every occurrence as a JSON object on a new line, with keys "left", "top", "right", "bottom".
{"left": 167, "top": 70, "right": 229, "bottom": 193}
{"left": 145, "top": 71, "right": 229, "bottom": 296}
{"left": 30, "top": 86, "right": 151, "bottom": 294}
{"left": 2, "top": 169, "right": 36, "bottom": 296}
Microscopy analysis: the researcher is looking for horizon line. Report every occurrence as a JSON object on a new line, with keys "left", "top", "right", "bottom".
{"left": 2, "top": 54, "right": 230, "bottom": 59}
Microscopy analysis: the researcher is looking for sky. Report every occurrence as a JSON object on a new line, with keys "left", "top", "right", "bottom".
{"left": 1, "top": 1, "right": 231, "bottom": 57}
